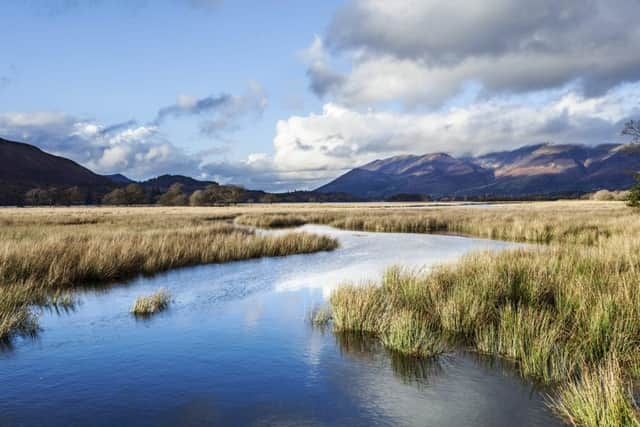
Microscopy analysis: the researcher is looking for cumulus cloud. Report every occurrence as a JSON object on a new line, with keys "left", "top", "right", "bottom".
{"left": 268, "top": 85, "right": 639, "bottom": 186}
{"left": 309, "top": 0, "right": 640, "bottom": 106}
{"left": 0, "top": 83, "right": 270, "bottom": 185}
{"left": 0, "top": 112, "right": 199, "bottom": 179}
{"left": 202, "top": 152, "right": 332, "bottom": 191}
{"left": 154, "top": 83, "right": 267, "bottom": 136}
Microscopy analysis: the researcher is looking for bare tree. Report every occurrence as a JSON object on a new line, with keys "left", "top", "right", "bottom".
{"left": 622, "top": 120, "right": 640, "bottom": 143}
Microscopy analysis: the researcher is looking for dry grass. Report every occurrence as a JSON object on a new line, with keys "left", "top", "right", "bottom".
{"left": 0, "top": 207, "right": 338, "bottom": 340}
{"left": 131, "top": 289, "right": 171, "bottom": 316}
{"left": 237, "top": 201, "right": 634, "bottom": 245}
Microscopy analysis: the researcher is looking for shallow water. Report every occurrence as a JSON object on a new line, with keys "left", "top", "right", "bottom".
{"left": 0, "top": 225, "right": 563, "bottom": 426}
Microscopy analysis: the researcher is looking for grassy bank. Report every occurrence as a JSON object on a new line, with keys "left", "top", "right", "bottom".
{"left": 0, "top": 208, "right": 338, "bottom": 341}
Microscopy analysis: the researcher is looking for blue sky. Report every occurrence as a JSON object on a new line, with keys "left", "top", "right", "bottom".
{"left": 1, "top": 0, "right": 639, "bottom": 190}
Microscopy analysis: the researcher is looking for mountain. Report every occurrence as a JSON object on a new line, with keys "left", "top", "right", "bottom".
{"left": 318, "top": 152, "right": 494, "bottom": 199}
{"left": 0, "top": 137, "right": 111, "bottom": 187}
{"left": 140, "top": 174, "right": 218, "bottom": 194}
{"left": 103, "top": 173, "right": 134, "bottom": 185}
{"left": 317, "top": 143, "right": 640, "bottom": 199}
{"left": 0, "top": 137, "right": 114, "bottom": 205}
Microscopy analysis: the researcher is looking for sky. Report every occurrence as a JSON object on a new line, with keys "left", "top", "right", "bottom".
{"left": 1, "top": 0, "right": 639, "bottom": 191}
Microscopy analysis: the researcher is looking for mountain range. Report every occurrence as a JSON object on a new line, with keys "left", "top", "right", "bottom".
{"left": 316, "top": 143, "right": 640, "bottom": 199}
{"left": 1, "top": 136, "right": 639, "bottom": 204}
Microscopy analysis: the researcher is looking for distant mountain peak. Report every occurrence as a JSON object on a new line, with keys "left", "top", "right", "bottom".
{"left": 103, "top": 173, "right": 134, "bottom": 185}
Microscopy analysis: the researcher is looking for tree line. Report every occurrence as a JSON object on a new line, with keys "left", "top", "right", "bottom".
{"left": 100, "top": 183, "right": 246, "bottom": 206}
{"left": 17, "top": 182, "right": 319, "bottom": 206}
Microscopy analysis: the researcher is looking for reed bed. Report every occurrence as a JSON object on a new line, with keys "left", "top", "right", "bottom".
{"left": 0, "top": 208, "right": 338, "bottom": 341}
{"left": 131, "top": 289, "right": 171, "bottom": 316}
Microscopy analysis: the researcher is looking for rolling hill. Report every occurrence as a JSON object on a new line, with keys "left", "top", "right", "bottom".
{"left": 0, "top": 137, "right": 114, "bottom": 205}
{"left": 0, "top": 137, "right": 358, "bottom": 205}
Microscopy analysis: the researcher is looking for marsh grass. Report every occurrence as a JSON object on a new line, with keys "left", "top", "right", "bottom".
{"left": 0, "top": 208, "right": 338, "bottom": 340}
{"left": 131, "top": 289, "right": 171, "bottom": 316}
{"left": 380, "top": 310, "right": 444, "bottom": 357}
{"left": 550, "top": 359, "right": 640, "bottom": 427}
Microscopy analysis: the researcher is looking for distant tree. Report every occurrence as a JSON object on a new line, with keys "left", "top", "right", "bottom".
{"left": 157, "top": 183, "right": 188, "bottom": 206}
{"left": 260, "top": 193, "right": 277, "bottom": 204}
{"left": 385, "top": 193, "right": 432, "bottom": 202}
{"left": 220, "top": 185, "right": 244, "bottom": 205}
{"left": 62, "top": 186, "right": 85, "bottom": 205}
{"left": 189, "top": 189, "right": 206, "bottom": 206}
{"left": 123, "top": 183, "right": 148, "bottom": 204}
{"left": 188, "top": 184, "right": 244, "bottom": 206}
{"left": 627, "top": 174, "right": 640, "bottom": 207}
{"left": 24, "top": 188, "right": 54, "bottom": 206}
{"left": 622, "top": 120, "right": 640, "bottom": 144}
{"left": 102, "top": 188, "right": 128, "bottom": 205}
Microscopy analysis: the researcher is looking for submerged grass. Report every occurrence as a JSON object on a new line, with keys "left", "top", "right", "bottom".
{"left": 0, "top": 207, "right": 338, "bottom": 340}
{"left": 131, "top": 289, "right": 170, "bottom": 316}
{"left": 309, "top": 305, "right": 332, "bottom": 326}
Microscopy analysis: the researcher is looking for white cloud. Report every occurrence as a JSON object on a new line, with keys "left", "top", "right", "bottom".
{"left": 267, "top": 85, "right": 639, "bottom": 187}
{"left": 154, "top": 83, "right": 267, "bottom": 136}
{"left": 0, "top": 113, "right": 199, "bottom": 179}
{"left": 309, "top": 0, "right": 640, "bottom": 107}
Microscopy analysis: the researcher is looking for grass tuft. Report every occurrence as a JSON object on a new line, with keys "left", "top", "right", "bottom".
{"left": 131, "top": 289, "right": 171, "bottom": 316}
